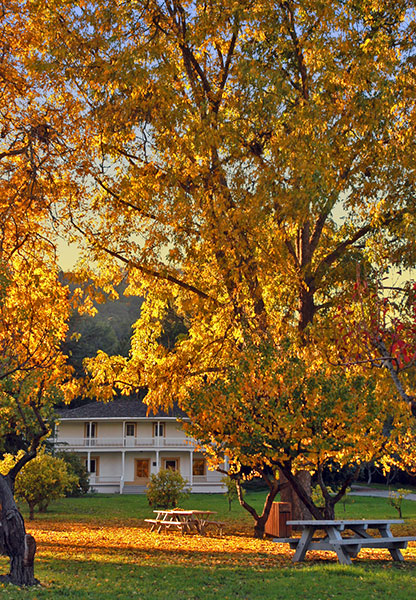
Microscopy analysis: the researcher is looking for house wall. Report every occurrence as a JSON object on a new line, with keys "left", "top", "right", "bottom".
{"left": 95, "top": 422, "right": 122, "bottom": 438}
{"left": 165, "top": 422, "right": 184, "bottom": 437}
{"left": 99, "top": 452, "right": 121, "bottom": 477}
{"left": 58, "top": 422, "right": 82, "bottom": 438}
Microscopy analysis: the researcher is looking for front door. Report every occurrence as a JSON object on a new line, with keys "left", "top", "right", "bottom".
{"left": 134, "top": 458, "right": 150, "bottom": 484}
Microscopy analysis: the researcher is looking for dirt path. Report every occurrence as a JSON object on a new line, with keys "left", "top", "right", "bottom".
{"left": 350, "top": 485, "right": 416, "bottom": 501}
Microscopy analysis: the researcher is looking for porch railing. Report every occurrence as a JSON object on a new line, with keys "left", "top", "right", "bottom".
{"left": 55, "top": 437, "right": 197, "bottom": 449}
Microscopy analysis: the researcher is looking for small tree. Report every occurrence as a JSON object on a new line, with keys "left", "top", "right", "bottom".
{"left": 146, "top": 468, "right": 190, "bottom": 509}
{"left": 388, "top": 489, "right": 411, "bottom": 519}
{"left": 221, "top": 475, "right": 239, "bottom": 511}
{"left": 14, "top": 452, "right": 78, "bottom": 519}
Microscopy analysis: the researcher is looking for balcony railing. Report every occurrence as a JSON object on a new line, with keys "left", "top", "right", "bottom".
{"left": 55, "top": 437, "right": 197, "bottom": 449}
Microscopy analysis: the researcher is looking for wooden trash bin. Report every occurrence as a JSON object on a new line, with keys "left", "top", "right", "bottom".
{"left": 265, "top": 502, "right": 292, "bottom": 537}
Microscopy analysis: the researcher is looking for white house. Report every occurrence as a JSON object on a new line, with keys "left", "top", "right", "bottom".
{"left": 55, "top": 396, "right": 225, "bottom": 494}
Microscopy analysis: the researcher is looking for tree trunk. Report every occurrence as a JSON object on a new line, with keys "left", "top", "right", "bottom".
{"left": 279, "top": 469, "right": 313, "bottom": 521}
{"left": 298, "top": 278, "right": 316, "bottom": 334}
{"left": 236, "top": 478, "right": 280, "bottom": 538}
{"left": 0, "top": 475, "right": 38, "bottom": 586}
{"left": 38, "top": 501, "right": 48, "bottom": 513}
{"left": 323, "top": 502, "right": 336, "bottom": 520}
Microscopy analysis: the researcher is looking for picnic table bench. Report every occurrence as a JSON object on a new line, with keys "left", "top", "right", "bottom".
{"left": 144, "top": 517, "right": 191, "bottom": 534}
{"left": 275, "top": 519, "right": 416, "bottom": 565}
{"left": 145, "top": 509, "right": 224, "bottom": 536}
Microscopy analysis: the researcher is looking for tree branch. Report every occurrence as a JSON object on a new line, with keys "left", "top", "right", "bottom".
{"left": 96, "top": 178, "right": 159, "bottom": 222}
{"left": 105, "top": 246, "right": 220, "bottom": 304}
{"left": 69, "top": 216, "right": 220, "bottom": 304}
{"left": 0, "top": 145, "right": 29, "bottom": 161}
{"left": 372, "top": 337, "right": 416, "bottom": 413}
{"left": 315, "top": 209, "right": 408, "bottom": 283}
{"left": 280, "top": 1, "right": 309, "bottom": 101}
{"left": 314, "top": 222, "right": 373, "bottom": 282}
{"left": 8, "top": 382, "right": 49, "bottom": 483}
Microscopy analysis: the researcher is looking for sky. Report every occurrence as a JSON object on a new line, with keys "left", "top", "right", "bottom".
{"left": 57, "top": 239, "right": 80, "bottom": 272}
{"left": 56, "top": 232, "right": 414, "bottom": 284}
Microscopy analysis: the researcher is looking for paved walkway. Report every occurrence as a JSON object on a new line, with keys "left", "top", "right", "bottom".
{"left": 350, "top": 485, "right": 416, "bottom": 501}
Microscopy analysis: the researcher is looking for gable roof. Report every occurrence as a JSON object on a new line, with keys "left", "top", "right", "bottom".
{"left": 57, "top": 396, "right": 186, "bottom": 420}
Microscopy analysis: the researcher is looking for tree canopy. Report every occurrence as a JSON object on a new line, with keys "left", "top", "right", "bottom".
{"left": 3, "top": 0, "right": 416, "bottom": 532}
{"left": 24, "top": 0, "right": 415, "bottom": 359}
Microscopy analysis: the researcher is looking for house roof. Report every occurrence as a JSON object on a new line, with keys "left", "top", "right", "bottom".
{"left": 57, "top": 396, "right": 187, "bottom": 420}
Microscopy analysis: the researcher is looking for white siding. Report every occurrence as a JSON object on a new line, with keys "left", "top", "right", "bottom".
{"left": 58, "top": 422, "right": 83, "bottom": 438}
{"left": 96, "top": 422, "right": 123, "bottom": 438}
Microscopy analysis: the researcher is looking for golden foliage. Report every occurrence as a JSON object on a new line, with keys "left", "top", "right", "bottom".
{"left": 4, "top": 0, "right": 416, "bottom": 511}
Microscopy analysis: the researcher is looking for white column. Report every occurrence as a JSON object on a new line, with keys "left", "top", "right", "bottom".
{"left": 155, "top": 450, "right": 160, "bottom": 473}
{"left": 189, "top": 451, "right": 194, "bottom": 489}
{"left": 120, "top": 451, "right": 125, "bottom": 494}
{"left": 122, "top": 421, "right": 126, "bottom": 447}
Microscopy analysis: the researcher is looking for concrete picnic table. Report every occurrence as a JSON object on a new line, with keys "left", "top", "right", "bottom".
{"left": 145, "top": 509, "right": 224, "bottom": 535}
{"left": 275, "top": 519, "right": 416, "bottom": 565}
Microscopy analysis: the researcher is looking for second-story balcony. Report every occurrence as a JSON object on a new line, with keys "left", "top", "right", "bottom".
{"left": 55, "top": 437, "right": 197, "bottom": 450}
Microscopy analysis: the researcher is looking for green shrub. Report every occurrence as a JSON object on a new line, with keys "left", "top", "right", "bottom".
{"left": 15, "top": 450, "right": 78, "bottom": 519}
{"left": 146, "top": 468, "right": 190, "bottom": 508}
{"left": 56, "top": 451, "right": 90, "bottom": 496}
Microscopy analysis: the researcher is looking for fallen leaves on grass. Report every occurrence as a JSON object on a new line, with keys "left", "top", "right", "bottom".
{"left": 28, "top": 521, "right": 290, "bottom": 569}
{"left": 26, "top": 521, "right": 416, "bottom": 570}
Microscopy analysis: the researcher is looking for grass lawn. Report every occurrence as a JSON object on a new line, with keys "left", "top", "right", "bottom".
{"left": 1, "top": 491, "right": 416, "bottom": 599}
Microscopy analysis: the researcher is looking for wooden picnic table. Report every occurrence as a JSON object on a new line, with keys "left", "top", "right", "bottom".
{"left": 145, "top": 509, "right": 224, "bottom": 535}
{"left": 275, "top": 519, "right": 416, "bottom": 565}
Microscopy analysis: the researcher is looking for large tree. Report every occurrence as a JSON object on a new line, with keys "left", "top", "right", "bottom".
{"left": 0, "top": 228, "right": 74, "bottom": 585}
{"left": 0, "top": 2, "right": 75, "bottom": 583}
{"left": 22, "top": 0, "right": 416, "bottom": 527}
{"left": 0, "top": 241, "right": 74, "bottom": 585}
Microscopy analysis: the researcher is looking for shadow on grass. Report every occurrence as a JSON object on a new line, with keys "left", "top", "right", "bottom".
{"left": 2, "top": 555, "right": 416, "bottom": 600}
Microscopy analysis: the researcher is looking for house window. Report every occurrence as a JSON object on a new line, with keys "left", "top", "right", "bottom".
{"left": 136, "top": 459, "right": 149, "bottom": 478}
{"left": 153, "top": 422, "right": 165, "bottom": 437}
{"left": 85, "top": 457, "right": 99, "bottom": 475}
{"left": 125, "top": 422, "right": 136, "bottom": 437}
{"left": 85, "top": 422, "right": 97, "bottom": 437}
{"left": 193, "top": 458, "right": 206, "bottom": 477}
{"left": 164, "top": 458, "right": 178, "bottom": 471}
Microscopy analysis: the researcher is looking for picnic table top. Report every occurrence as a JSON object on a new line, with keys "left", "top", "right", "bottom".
{"left": 281, "top": 518, "right": 412, "bottom": 565}
{"left": 153, "top": 509, "right": 216, "bottom": 515}
{"left": 287, "top": 519, "right": 404, "bottom": 527}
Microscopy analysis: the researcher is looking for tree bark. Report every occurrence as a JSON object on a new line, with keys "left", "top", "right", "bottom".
{"left": 279, "top": 469, "right": 313, "bottom": 521}
{"left": 0, "top": 475, "right": 38, "bottom": 586}
{"left": 298, "top": 282, "right": 316, "bottom": 334}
